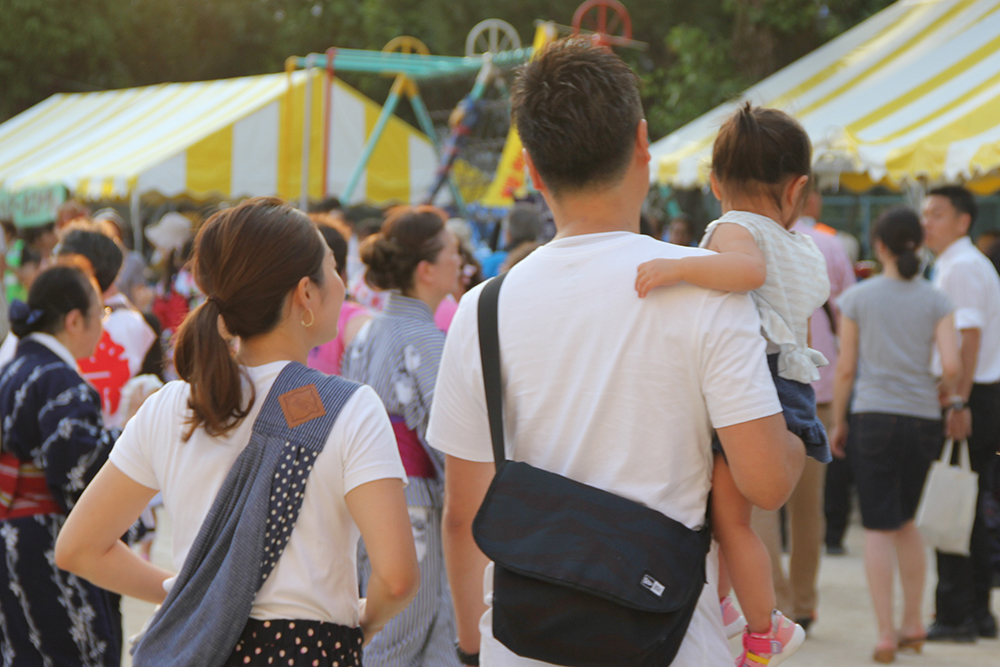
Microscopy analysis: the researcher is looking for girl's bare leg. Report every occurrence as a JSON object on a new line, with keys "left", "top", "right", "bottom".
{"left": 712, "top": 454, "right": 776, "bottom": 633}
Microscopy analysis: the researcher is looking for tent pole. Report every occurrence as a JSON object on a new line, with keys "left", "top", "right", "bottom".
{"left": 342, "top": 75, "right": 406, "bottom": 204}
{"left": 300, "top": 55, "right": 314, "bottom": 212}
{"left": 130, "top": 188, "right": 141, "bottom": 254}
{"left": 323, "top": 48, "right": 337, "bottom": 201}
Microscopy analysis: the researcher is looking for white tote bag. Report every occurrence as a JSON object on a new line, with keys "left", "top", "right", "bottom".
{"left": 915, "top": 439, "right": 978, "bottom": 556}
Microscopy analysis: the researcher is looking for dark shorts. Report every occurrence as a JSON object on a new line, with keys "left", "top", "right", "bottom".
{"left": 224, "top": 618, "right": 364, "bottom": 667}
{"left": 848, "top": 412, "right": 943, "bottom": 531}
{"left": 713, "top": 354, "right": 831, "bottom": 463}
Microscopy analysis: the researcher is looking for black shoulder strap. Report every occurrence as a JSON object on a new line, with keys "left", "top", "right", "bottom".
{"left": 477, "top": 273, "right": 508, "bottom": 471}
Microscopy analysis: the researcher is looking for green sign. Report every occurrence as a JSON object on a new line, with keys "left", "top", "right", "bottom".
{"left": 0, "top": 185, "right": 68, "bottom": 228}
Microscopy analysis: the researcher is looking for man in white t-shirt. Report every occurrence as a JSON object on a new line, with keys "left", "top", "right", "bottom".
{"left": 921, "top": 185, "right": 1000, "bottom": 642}
{"left": 427, "top": 38, "right": 805, "bottom": 667}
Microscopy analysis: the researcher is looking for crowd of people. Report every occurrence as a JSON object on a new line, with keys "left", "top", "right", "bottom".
{"left": 0, "top": 35, "right": 996, "bottom": 667}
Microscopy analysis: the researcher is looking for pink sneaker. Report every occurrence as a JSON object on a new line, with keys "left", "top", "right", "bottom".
{"left": 736, "top": 611, "right": 806, "bottom": 666}
{"left": 721, "top": 596, "right": 746, "bottom": 639}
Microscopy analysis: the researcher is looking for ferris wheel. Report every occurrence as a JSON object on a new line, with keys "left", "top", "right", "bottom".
{"left": 466, "top": 19, "right": 522, "bottom": 57}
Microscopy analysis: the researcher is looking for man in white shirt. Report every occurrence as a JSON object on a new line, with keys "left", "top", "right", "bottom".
{"left": 922, "top": 185, "right": 1000, "bottom": 642}
{"left": 427, "top": 38, "right": 805, "bottom": 667}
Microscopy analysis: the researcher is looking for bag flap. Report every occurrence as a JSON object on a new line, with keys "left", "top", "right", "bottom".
{"left": 473, "top": 461, "right": 710, "bottom": 613}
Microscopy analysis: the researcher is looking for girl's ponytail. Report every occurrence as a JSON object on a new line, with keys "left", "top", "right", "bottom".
{"left": 174, "top": 298, "right": 250, "bottom": 440}
{"left": 712, "top": 102, "right": 811, "bottom": 199}
{"left": 872, "top": 206, "right": 924, "bottom": 280}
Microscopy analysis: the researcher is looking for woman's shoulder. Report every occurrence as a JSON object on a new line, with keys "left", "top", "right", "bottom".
{"left": 4, "top": 344, "right": 83, "bottom": 390}
{"left": 132, "top": 379, "right": 191, "bottom": 422}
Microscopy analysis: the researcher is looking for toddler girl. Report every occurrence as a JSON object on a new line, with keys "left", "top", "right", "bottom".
{"left": 637, "top": 103, "right": 831, "bottom": 667}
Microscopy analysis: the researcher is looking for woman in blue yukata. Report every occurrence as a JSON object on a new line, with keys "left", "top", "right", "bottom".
{"left": 342, "top": 206, "right": 463, "bottom": 667}
{"left": 0, "top": 264, "right": 120, "bottom": 666}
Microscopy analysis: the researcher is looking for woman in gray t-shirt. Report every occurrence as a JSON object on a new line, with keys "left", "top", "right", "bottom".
{"left": 831, "top": 207, "right": 960, "bottom": 663}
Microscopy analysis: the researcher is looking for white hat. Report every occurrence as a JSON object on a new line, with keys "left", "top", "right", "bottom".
{"left": 145, "top": 212, "right": 192, "bottom": 252}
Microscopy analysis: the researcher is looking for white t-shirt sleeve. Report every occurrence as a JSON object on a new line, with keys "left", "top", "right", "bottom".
{"left": 109, "top": 381, "right": 187, "bottom": 490}
{"left": 697, "top": 291, "right": 782, "bottom": 428}
{"left": 339, "top": 385, "right": 408, "bottom": 494}
{"left": 427, "top": 289, "right": 493, "bottom": 464}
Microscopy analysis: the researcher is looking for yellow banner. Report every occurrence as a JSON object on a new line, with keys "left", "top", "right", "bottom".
{"left": 479, "top": 23, "right": 557, "bottom": 208}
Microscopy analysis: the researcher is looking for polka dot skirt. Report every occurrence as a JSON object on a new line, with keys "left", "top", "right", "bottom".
{"left": 224, "top": 618, "right": 364, "bottom": 667}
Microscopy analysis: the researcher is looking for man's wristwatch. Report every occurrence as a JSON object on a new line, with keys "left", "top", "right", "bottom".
{"left": 455, "top": 642, "right": 480, "bottom": 666}
{"left": 947, "top": 395, "right": 967, "bottom": 411}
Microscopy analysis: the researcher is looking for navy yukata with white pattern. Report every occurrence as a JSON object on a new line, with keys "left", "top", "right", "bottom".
{"left": 342, "top": 293, "right": 460, "bottom": 667}
{"left": 0, "top": 338, "right": 126, "bottom": 667}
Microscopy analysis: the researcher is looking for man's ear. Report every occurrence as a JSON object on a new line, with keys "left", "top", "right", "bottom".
{"left": 523, "top": 149, "right": 547, "bottom": 195}
{"left": 957, "top": 212, "right": 972, "bottom": 236}
{"left": 635, "top": 119, "right": 650, "bottom": 165}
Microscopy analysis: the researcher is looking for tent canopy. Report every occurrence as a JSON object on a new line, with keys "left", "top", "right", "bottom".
{"left": 651, "top": 0, "right": 1000, "bottom": 194}
{"left": 0, "top": 70, "right": 442, "bottom": 205}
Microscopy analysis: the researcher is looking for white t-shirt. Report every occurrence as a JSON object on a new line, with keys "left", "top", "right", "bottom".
{"left": 427, "top": 231, "right": 782, "bottom": 667}
{"left": 110, "top": 361, "right": 406, "bottom": 626}
{"left": 931, "top": 236, "right": 1000, "bottom": 383}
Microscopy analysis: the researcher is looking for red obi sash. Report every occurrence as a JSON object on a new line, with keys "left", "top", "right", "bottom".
{"left": 0, "top": 451, "right": 60, "bottom": 519}
{"left": 389, "top": 416, "right": 436, "bottom": 479}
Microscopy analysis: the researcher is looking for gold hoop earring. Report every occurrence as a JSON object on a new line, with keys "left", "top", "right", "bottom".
{"left": 301, "top": 308, "right": 315, "bottom": 328}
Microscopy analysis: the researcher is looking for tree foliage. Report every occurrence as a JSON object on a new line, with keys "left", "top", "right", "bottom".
{"left": 2, "top": 0, "right": 895, "bottom": 138}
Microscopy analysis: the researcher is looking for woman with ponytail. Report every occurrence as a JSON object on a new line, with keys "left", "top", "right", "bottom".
{"left": 0, "top": 265, "right": 127, "bottom": 666}
{"left": 57, "top": 197, "right": 418, "bottom": 667}
{"left": 831, "top": 206, "right": 961, "bottom": 662}
{"left": 341, "top": 206, "right": 463, "bottom": 667}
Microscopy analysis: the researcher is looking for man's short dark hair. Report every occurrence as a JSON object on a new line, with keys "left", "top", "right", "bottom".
{"left": 511, "top": 37, "right": 643, "bottom": 194}
{"left": 58, "top": 229, "right": 123, "bottom": 293}
{"left": 928, "top": 185, "right": 977, "bottom": 231}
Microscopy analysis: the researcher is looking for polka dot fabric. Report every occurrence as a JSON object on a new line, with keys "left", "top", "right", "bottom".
{"left": 224, "top": 619, "right": 363, "bottom": 667}
{"left": 261, "top": 443, "right": 319, "bottom": 582}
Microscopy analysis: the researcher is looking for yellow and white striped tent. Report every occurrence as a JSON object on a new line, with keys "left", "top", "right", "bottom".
{"left": 651, "top": 0, "right": 1000, "bottom": 194}
{"left": 0, "top": 70, "right": 441, "bottom": 204}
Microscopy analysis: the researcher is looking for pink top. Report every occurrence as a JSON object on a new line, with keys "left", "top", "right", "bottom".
{"left": 434, "top": 295, "right": 459, "bottom": 332}
{"left": 793, "top": 218, "right": 856, "bottom": 403}
{"left": 307, "top": 301, "right": 369, "bottom": 376}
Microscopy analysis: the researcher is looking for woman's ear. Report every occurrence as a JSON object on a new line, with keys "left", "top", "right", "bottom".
{"left": 294, "top": 275, "right": 317, "bottom": 310}
{"left": 63, "top": 308, "right": 85, "bottom": 336}
{"left": 413, "top": 259, "right": 433, "bottom": 288}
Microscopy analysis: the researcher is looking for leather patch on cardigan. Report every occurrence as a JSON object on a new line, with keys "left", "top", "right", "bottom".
{"left": 278, "top": 385, "right": 327, "bottom": 429}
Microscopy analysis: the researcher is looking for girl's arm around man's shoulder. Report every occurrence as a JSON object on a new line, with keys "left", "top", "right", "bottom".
{"left": 635, "top": 223, "right": 766, "bottom": 297}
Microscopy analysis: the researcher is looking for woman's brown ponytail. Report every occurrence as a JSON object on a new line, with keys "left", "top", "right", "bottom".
{"left": 173, "top": 197, "right": 326, "bottom": 440}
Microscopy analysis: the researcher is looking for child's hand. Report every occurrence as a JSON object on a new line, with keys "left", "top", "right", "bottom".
{"left": 636, "top": 258, "right": 684, "bottom": 298}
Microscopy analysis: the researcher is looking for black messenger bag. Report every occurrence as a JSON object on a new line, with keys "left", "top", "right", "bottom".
{"left": 472, "top": 274, "right": 713, "bottom": 667}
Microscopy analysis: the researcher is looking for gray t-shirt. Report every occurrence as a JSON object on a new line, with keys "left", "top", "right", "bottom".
{"left": 838, "top": 275, "right": 953, "bottom": 419}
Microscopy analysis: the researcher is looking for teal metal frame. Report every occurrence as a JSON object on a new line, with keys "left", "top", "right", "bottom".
{"left": 302, "top": 46, "right": 531, "bottom": 209}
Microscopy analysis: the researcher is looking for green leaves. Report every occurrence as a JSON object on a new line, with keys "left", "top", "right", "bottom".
{"left": 0, "top": 0, "right": 895, "bottom": 143}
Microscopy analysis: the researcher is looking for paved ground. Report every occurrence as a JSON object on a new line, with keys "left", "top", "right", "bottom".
{"left": 122, "top": 510, "right": 999, "bottom": 666}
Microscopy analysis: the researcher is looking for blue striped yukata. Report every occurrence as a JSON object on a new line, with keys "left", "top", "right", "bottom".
{"left": 0, "top": 334, "right": 140, "bottom": 667}
{"left": 342, "top": 293, "right": 460, "bottom": 667}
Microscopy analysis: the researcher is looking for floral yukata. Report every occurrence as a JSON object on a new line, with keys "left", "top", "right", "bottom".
{"left": 0, "top": 334, "right": 134, "bottom": 667}
{"left": 343, "top": 293, "right": 460, "bottom": 667}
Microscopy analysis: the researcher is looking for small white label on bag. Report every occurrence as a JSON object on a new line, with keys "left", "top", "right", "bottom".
{"left": 641, "top": 574, "right": 665, "bottom": 597}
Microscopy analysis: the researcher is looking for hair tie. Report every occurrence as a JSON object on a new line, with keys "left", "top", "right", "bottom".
{"left": 207, "top": 296, "right": 228, "bottom": 312}
{"left": 9, "top": 300, "right": 45, "bottom": 327}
